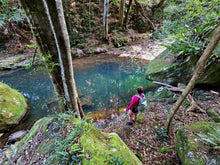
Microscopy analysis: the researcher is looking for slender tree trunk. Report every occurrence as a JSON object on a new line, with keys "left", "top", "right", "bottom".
{"left": 103, "top": 0, "right": 109, "bottom": 39}
{"left": 19, "top": 0, "right": 84, "bottom": 118}
{"left": 166, "top": 25, "right": 220, "bottom": 135}
{"left": 118, "top": 0, "right": 125, "bottom": 28}
{"left": 134, "top": 0, "right": 155, "bottom": 30}
{"left": 124, "top": 0, "right": 132, "bottom": 29}
{"left": 151, "top": 0, "right": 165, "bottom": 12}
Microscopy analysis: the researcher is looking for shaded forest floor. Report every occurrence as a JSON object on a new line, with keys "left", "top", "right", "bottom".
{"left": 101, "top": 89, "right": 220, "bottom": 164}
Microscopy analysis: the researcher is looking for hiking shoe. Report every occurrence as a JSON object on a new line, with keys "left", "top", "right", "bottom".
{"left": 126, "top": 122, "right": 133, "bottom": 126}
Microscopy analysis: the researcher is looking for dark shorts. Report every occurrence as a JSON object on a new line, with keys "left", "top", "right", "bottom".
{"left": 131, "top": 108, "right": 138, "bottom": 113}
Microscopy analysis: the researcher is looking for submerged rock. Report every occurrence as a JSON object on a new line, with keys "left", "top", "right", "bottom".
{"left": 0, "top": 55, "right": 28, "bottom": 70}
{"left": 0, "top": 82, "right": 27, "bottom": 132}
{"left": 175, "top": 122, "right": 220, "bottom": 165}
{"left": 7, "top": 130, "right": 28, "bottom": 144}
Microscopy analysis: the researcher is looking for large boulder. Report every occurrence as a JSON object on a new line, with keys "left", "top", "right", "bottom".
{"left": 80, "top": 123, "right": 142, "bottom": 165}
{"left": 4, "top": 116, "right": 142, "bottom": 165}
{"left": 0, "top": 82, "right": 27, "bottom": 132}
{"left": 175, "top": 122, "right": 220, "bottom": 165}
{"left": 146, "top": 41, "right": 220, "bottom": 87}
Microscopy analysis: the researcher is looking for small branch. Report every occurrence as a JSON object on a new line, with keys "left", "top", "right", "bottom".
{"left": 152, "top": 81, "right": 184, "bottom": 92}
{"left": 152, "top": 81, "right": 174, "bottom": 88}
{"left": 77, "top": 97, "right": 85, "bottom": 118}
{"left": 137, "top": 139, "right": 172, "bottom": 153}
{"left": 31, "top": 47, "right": 38, "bottom": 65}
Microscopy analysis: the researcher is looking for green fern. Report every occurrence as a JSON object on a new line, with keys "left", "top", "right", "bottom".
{"left": 194, "top": 127, "right": 220, "bottom": 150}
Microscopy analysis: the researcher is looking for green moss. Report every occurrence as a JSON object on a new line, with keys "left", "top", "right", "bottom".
{"left": 206, "top": 109, "right": 220, "bottom": 122}
{"left": 157, "top": 146, "right": 172, "bottom": 153}
{"left": 80, "top": 126, "right": 142, "bottom": 165}
{"left": 38, "top": 138, "right": 56, "bottom": 154}
{"left": 6, "top": 116, "right": 142, "bottom": 165}
{"left": 12, "top": 117, "right": 53, "bottom": 157}
{"left": 0, "top": 82, "right": 27, "bottom": 130}
{"left": 146, "top": 52, "right": 172, "bottom": 74}
{"left": 137, "top": 113, "right": 145, "bottom": 124}
{"left": 175, "top": 122, "right": 220, "bottom": 165}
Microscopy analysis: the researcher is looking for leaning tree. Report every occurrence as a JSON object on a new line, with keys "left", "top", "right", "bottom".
{"left": 166, "top": 25, "right": 220, "bottom": 135}
{"left": 19, "top": 0, "right": 84, "bottom": 118}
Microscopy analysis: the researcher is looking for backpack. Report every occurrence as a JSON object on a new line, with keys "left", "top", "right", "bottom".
{"left": 135, "top": 94, "right": 147, "bottom": 112}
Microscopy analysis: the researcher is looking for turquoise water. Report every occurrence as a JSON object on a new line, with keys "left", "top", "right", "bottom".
{"left": 0, "top": 55, "right": 153, "bottom": 123}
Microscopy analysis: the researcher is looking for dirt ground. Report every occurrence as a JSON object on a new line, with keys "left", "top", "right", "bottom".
{"left": 102, "top": 90, "right": 220, "bottom": 165}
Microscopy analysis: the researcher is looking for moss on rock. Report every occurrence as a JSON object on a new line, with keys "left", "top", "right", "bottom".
{"left": 206, "top": 109, "right": 220, "bottom": 122}
{"left": 175, "top": 122, "right": 220, "bottom": 165}
{"left": 5, "top": 115, "right": 142, "bottom": 165}
{"left": 146, "top": 43, "right": 220, "bottom": 87}
{"left": 80, "top": 124, "right": 142, "bottom": 165}
{"left": 0, "top": 82, "right": 27, "bottom": 131}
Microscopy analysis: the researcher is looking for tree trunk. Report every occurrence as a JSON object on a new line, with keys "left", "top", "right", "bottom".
{"left": 118, "top": 0, "right": 125, "bottom": 28}
{"left": 166, "top": 25, "right": 220, "bottom": 135}
{"left": 103, "top": 0, "right": 109, "bottom": 39}
{"left": 19, "top": 0, "right": 84, "bottom": 118}
{"left": 151, "top": 0, "right": 165, "bottom": 12}
{"left": 124, "top": 0, "right": 132, "bottom": 29}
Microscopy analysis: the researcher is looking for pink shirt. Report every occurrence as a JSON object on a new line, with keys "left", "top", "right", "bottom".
{"left": 126, "top": 94, "right": 144, "bottom": 111}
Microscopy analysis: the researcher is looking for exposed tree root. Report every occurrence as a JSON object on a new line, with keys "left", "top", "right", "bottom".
{"left": 152, "top": 81, "right": 206, "bottom": 114}
{"left": 186, "top": 95, "right": 206, "bottom": 113}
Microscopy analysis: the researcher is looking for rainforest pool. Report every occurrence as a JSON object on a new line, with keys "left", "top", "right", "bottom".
{"left": 0, "top": 54, "right": 154, "bottom": 124}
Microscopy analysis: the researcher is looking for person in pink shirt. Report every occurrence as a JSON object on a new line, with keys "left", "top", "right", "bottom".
{"left": 124, "top": 86, "right": 144, "bottom": 126}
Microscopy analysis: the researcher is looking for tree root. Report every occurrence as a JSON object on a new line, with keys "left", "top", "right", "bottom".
{"left": 137, "top": 139, "right": 172, "bottom": 153}
{"left": 152, "top": 81, "right": 206, "bottom": 113}
{"left": 186, "top": 95, "right": 206, "bottom": 113}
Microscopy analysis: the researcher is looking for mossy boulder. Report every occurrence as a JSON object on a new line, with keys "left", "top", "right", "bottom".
{"left": 175, "top": 122, "right": 220, "bottom": 165}
{"left": 206, "top": 109, "right": 220, "bottom": 122}
{"left": 0, "top": 82, "right": 27, "bottom": 132}
{"left": 146, "top": 44, "right": 220, "bottom": 87}
{"left": 80, "top": 123, "right": 142, "bottom": 165}
{"left": 5, "top": 115, "right": 142, "bottom": 165}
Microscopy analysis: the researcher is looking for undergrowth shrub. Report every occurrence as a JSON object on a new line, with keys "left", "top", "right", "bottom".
{"left": 161, "top": 14, "right": 220, "bottom": 64}
{"left": 46, "top": 111, "right": 93, "bottom": 164}
{"left": 152, "top": 0, "right": 220, "bottom": 40}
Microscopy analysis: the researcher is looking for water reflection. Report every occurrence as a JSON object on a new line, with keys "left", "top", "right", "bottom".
{"left": 0, "top": 55, "right": 152, "bottom": 123}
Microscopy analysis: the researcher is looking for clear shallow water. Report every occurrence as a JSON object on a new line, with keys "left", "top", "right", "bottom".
{"left": 0, "top": 55, "right": 153, "bottom": 123}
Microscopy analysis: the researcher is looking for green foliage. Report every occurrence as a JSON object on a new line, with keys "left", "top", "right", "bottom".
{"left": 0, "top": 0, "right": 25, "bottom": 27}
{"left": 129, "top": 56, "right": 147, "bottom": 75}
{"left": 194, "top": 126, "right": 220, "bottom": 150}
{"left": 153, "top": 126, "right": 168, "bottom": 141}
{"left": 104, "top": 152, "right": 125, "bottom": 165}
{"left": 161, "top": 15, "right": 219, "bottom": 63}
{"left": 47, "top": 112, "right": 94, "bottom": 164}
{"left": 152, "top": 0, "right": 220, "bottom": 40}
{"left": 64, "top": 2, "right": 98, "bottom": 47}
{"left": 24, "top": 44, "right": 60, "bottom": 72}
